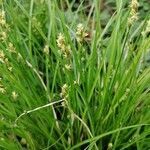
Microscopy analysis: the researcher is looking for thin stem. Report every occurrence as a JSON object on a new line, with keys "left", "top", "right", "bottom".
{"left": 15, "top": 99, "right": 64, "bottom": 124}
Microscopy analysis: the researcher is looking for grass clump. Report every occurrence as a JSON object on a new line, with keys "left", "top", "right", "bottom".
{"left": 0, "top": 0, "right": 150, "bottom": 149}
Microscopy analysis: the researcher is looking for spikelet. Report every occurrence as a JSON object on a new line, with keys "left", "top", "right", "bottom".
{"left": 64, "top": 64, "right": 72, "bottom": 71}
{"left": 56, "top": 33, "right": 71, "bottom": 58}
{"left": 12, "top": 91, "right": 18, "bottom": 100}
{"left": 128, "top": 0, "right": 139, "bottom": 25}
{"left": 0, "top": 50, "right": 5, "bottom": 63}
{"left": 0, "top": 10, "right": 9, "bottom": 42}
{"left": 43, "top": 45, "right": 49, "bottom": 55}
{"left": 0, "top": 10, "right": 6, "bottom": 27}
{"left": 0, "top": 84, "right": 6, "bottom": 94}
{"left": 60, "top": 84, "right": 69, "bottom": 100}
{"left": 76, "top": 23, "right": 88, "bottom": 42}
{"left": 8, "top": 42, "right": 16, "bottom": 53}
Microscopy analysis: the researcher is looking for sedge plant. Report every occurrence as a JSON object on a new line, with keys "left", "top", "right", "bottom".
{"left": 0, "top": 0, "right": 150, "bottom": 149}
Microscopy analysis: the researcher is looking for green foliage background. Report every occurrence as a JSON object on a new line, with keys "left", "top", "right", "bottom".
{"left": 0, "top": 0, "right": 150, "bottom": 150}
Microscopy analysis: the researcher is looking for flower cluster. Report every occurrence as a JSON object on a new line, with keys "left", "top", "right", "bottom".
{"left": 107, "top": 143, "right": 113, "bottom": 150}
{"left": 0, "top": 86, "right": 6, "bottom": 94}
{"left": 8, "top": 42, "right": 16, "bottom": 53}
{"left": 0, "top": 53, "right": 18, "bottom": 99}
{"left": 7, "top": 42, "right": 23, "bottom": 63}
{"left": 0, "top": 10, "right": 6, "bottom": 27}
{"left": 12, "top": 91, "right": 18, "bottom": 100}
{"left": 56, "top": 33, "right": 71, "bottom": 58}
{"left": 128, "top": 0, "right": 139, "bottom": 25}
{"left": 0, "top": 49, "right": 13, "bottom": 71}
{"left": 56, "top": 24, "right": 88, "bottom": 71}
{"left": 65, "top": 64, "right": 72, "bottom": 71}
{"left": 0, "top": 10, "right": 9, "bottom": 42}
{"left": 76, "top": 23, "right": 88, "bottom": 42}
{"left": 0, "top": 78, "right": 6, "bottom": 94}
{"left": 43, "top": 45, "right": 49, "bottom": 55}
{"left": 0, "top": 50, "right": 5, "bottom": 63}
{"left": 60, "top": 84, "right": 69, "bottom": 100}
{"left": 0, "top": 10, "right": 20, "bottom": 100}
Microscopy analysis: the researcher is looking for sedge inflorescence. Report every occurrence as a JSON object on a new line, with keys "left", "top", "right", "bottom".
{"left": 12, "top": 91, "right": 18, "bottom": 100}
{"left": 76, "top": 23, "right": 88, "bottom": 43}
{"left": 56, "top": 33, "right": 72, "bottom": 71}
{"left": 0, "top": 10, "right": 6, "bottom": 27}
{"left": 43, "top": 45, "right": 49, "bottom": 55}
{"left": 56, "top": 24, "right": 88, "bottom": 99}
{"left": 56, "top": 33, "right": 71, "bottom": 58}
{"left": 60, "top": 84, "right": 69, "bottom": 101}
{"left": 0, "top": 77, "right": 6, "bottom": 94}
{"left": 0, "top": 10, "right": 9, "bottom": 42}
{"left": 56, "top": 24, "right": 88, "bottom": 72}
{"left": 0, "top": 49, "right": 18, "bottom": 97}
{"left": 0, "top": 49, "right": 11, "bottom": 70}
{"left": 0, "top": 10, "right": 20, "bottom": 99}
{"left": 128, "top": 0, "right": 139, "bottom": 25}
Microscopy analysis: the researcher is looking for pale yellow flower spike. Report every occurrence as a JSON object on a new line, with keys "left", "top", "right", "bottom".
{"left": 76, "top": 23, "right": 88, "bottom": 42}
{"left": 0, "top": 50, "right": 5, "bottom": 63}
{"left": 12, "top": 91, "right": 18, "bottom": 100}
{"left": 56, "top": 33, "right": 66, "bottom": 50}
{"left": 128, "top": 0, "right": 139, "bottom": 25}
{"left": 43, "top": 45, "right": 49, "bottom": 55}
{"left": 60, "top": 84, "right": 69, "bottom": 100}
{"left": 56, "top": 33, "right": 71, "bottom": 58}
{"left": 8, "top": 42, "right": 16, "bottom": 53}
{"left": 0, "top": 87, "right": 6, "bottom": 94}
{"left": 0, "top": 10, "right": 6, "bottom": 26}
{"left": 64, "top": 64, "right": 71, "bottom": 71}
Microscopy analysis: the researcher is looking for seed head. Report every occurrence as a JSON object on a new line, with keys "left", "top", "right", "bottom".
{"left": 76, "top": 23, "right": 88, "bottom": 42}
{"left": 56, "top": 33, "right": 66, "bottom": 50}
{"left": 8, "top": 66, "right": 12, "bottom": 72}
{"left": 0, "top": 50, "right": 5, "bottom": 63}
{"left": 0, "top": 10, "right": 6, "bottom": 26}
{"left": 128, "top": 0, "right": 139, "bottom": 25}
{"left": 0, "top": 87, "right": 6, "bottom": 94}
{"left": 56, "top": 33, "right": 71, "bottom": 58}
{"left": 20, "top": 138, "right": 27, "bottom": 145}
{"left": 12, "top": 91, "right": 18, "bottom": 100}
{"left": 107, "top": 143, "right": 113, "bottom": 150}
{"left": 8, "top": 42, "right": 16, "bottom": 53}
{"left": 64, "top": 64, "right": 71, "bottom": 71}
{"left": 43, "top": 45, "right": 49, "bottom": 55}
{"left": 129, "top": 0, "right": 139, "bottom": 10}
{"left": 0, "top": 31, "right": 7, "bottom": 41}
{"left": 60, "top": 84, "right": 68, "bottom": 99}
